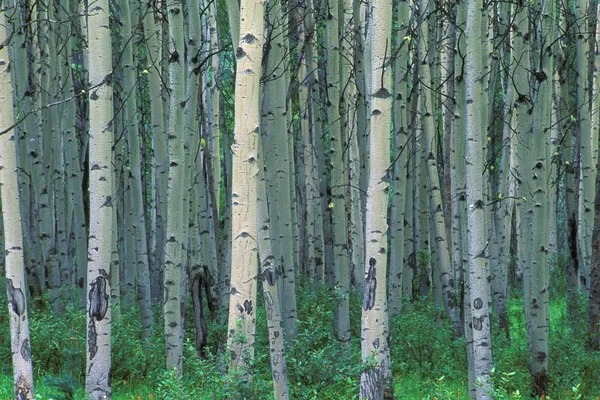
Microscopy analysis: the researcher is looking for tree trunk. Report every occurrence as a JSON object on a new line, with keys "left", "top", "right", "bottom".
{"left": 85, "top": 0, "right": 114, "bottom": 393}
{"left": 465, "top": 0, "right": 494, "bottom": 396}
{"left": 0, "top": 14, "right": 35, "bottom": 398}
{"left": 226, "top": 0, "right": 264, "bottom": 377}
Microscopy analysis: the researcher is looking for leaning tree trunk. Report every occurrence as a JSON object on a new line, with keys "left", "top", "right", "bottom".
{"left": 0, "top": 14, "right": 35, "bottom": 398}
{"left": 85, "top": 0, "right": 114, "bottom": 394}
{"left": 226, "top": 0, "right": 264, "bottom": 377}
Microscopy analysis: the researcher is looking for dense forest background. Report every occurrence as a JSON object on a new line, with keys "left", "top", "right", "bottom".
{"left": 1, "top": 0, "right": 600, "bottom": 398}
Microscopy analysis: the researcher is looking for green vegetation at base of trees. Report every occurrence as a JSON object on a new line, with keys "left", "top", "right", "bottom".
{"left": 0, "top": 268, "right": 598, "bottom": 400}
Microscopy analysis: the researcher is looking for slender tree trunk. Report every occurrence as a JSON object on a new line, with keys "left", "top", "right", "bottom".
{"left": 360, "top": 0, "right": 392, "bottom": 397}
{"left": 163, "top": 0, "right": 186, "bottom": 375}
{"left": 262, "top": 0, "right": 298, "bottom": 340}
{"left": 257, "top": 157, "right": 290, "bottom": 399}
{"left": 226, "top": 0, "right": 264, "bottom": 377}
{"left": 465, "top": 0, "right": 494, "bottom": 396}
{"left": 388, "top": 0, "right": 410, "bottom": 316}
{"left": 326, "top": 0, "right": 351, "bottom": 347}
{"left": 1, "top": 14, "right": 35, "bottom": 397}
{"left": 85, "top": 0, "right": 113, "bottom": 393}
{"left": 418, "top": 0, "right": 459, "bottom": 329}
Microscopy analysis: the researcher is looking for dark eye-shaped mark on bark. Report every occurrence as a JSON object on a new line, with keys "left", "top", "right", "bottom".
{"left": 88, "top": 319, "right": 98, "bottom": 360}
{"left": 363, "top": 258, "right": 377, "bottom": 311}
{"left": 20, "top": 339, "right": 31, "bottom": 362}
{"left": 243, "top": 300, "right": 253, "bottom": 315}
{"left": 7, "top": 279, "right": 25, "bottom": 317}
{"left": 89, "top": 276, "right": 109, "bottom": 321}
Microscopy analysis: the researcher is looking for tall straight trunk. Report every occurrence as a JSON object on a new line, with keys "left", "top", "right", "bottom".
{"left": 589, "top": 2, "right": 600, "bottom": 350}
{"left": 120, "top": 0, "right": 153, "bottom": 342}
{"left": 465, "top": 0, "right": 493, "bottom": 396}
{"left": 577, "top": 0, "right": 593, "bottom": 292}
{"left": 143, "top": 0, "right": 167, "bottom": 301}
{"left": 163, "top": 0, "right": 186, "bottom": 375}
{"left": 1, "top": 15, "right": 35, "bottom": 398}
{"left": 360, "top": 0, "right": 392, "bottom": 397}
{"left": 389, "top": 0, "right": 410, "bottom": 316}
{"left": 209, "top": 0, "right": 221, "bottom": 218}
{"left": 226, "top": 0, "right": 264, "bottom": 376}
{"left": 306, "top": 2, "right": 325, "bottom": 284}
{"left": 257, "top": 158, "right": 289, "bottom": 399}
{"left": 85, "top": 0, "right": 114, "bottom": 394}
{"left": 557, "top": 0, "right": 579, "bottom": 314}
{"left": 262, "top": 0, "right": 298, "bottom": 339}
{"left": 418, "top": 0, "right": 459, "bottom": 328}
{"left": 326, "top": 0, "right": 351, "bottom": 347}
{"left": 340, "top": 0, "right": 363, "bottom": 292}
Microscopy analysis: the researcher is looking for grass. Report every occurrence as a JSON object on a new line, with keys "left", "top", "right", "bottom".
{"left": 1, "top": 273, "right": 600, "bottom": 399}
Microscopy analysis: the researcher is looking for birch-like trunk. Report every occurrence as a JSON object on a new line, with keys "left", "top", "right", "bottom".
{"left": 143, "top": 0, "right": 167, "bottom": 301}
{"left": 388, "top": 0, "right": 410, "bottom": 316}
{"left": 163, "top": 0, "right": 186, "bottom": 375}
{"left": 360, "top": 0, "right": 392, "bottom": 397}
{"left": 257, "top": 157, "right": 289, "bottom": 399}
{"left": 226, "top": 0, "right": 264, "bottom": 377}
{"left": 1, "top": 15, "right": 35, "bottom": 398}
{"left": 465, "top": 0, "right": 494, "bottom": 396}
{"left": 418, "top": 0, "right": 459, "bottom": 328}
{"left": 85, "top": 0, "right": 113, "bottom": 393}
{"left": 262, "top": 0, "right": 298, "bottom": 339}
{"left": 326, "top": 0, "right": 351, "bottom": 346}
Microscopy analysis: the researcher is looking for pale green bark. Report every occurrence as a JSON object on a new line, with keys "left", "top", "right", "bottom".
{"left": 120, "top": 0, "right": 153, "bottom": 341}
{"left": 465, "top": 0, "right": 494, "bottom": 396}
{"left": 262, "top": 0, "right": 298, "bottom": 339}
{"left": 143, "top": 0, "right": 167, "bottom": 301}
{"left": 163, "top": 0, "right": 186, "bottom": 375}
{"left": 326, "top": 0, "right": 351, "bottom": 346}
{"left": 85, "top": 0, "right": 114, "bottom": 394}
{"left": 577, "top": 0, "right": 593, "bottom": 292}
{"left": 360, "top": 0, "right": 392, "bottom": 397}
{"left": 257, "top": 158, "right": 289, "bottom": 400}
{"left": 418, "top": 0, "right": 459, "bottom": 328}
{"left": 226, "top": 0, "right": 264, "bottom": 376}
{"left": 1, "top": 14, "right": 35, "bottom": 397}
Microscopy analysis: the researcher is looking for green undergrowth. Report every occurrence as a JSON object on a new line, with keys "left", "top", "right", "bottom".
{"left": 0, "top": 272, "right": 599, "bottom": 399}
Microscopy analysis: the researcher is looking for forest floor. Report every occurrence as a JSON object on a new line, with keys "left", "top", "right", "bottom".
{"left": 1, "top": 269, "right": 599, "bottom": 399}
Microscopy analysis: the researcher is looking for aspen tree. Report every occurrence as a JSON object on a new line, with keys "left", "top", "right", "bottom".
{"left": 226, "top": 0, "right": 264, "bottom": 375}
{"left": 360, "top": 0, "right": 392, "bottom": 397}
{"left": 85, "top": 0, "right": 114, "bottom": 392}
{"left": 163, "top": 0, "right": 186, "bottom": 374}
{"left": 262, "top": 0, "right": 298, "bottom": 339}
{"left": 1, "top": 11, "right": 35, "bottom": 398}
{"left": 417, "top": 0, "right": 459, "bottom": 328}
{"left": 389, "top": 0, "right": 410, "bottom": 315}
{"left": 589, "top": 2, "right": 600, "bottom": 349}
{"left": 326, "top": 0, "right": 351, "bottom": 346}
{"left": 143, "top": 0, "right": 167, "bottom": 300}
{"left": 576, "top": 0, "right": 593, "bottom": 291}
{"left": 465, "top": 0, "right": 494, "bottom": 396}
{"left": 257, "top": 156, "right": 289, "bottom": 400}
{"left": 119, "top": 0, "right": 153, "bottom": 341}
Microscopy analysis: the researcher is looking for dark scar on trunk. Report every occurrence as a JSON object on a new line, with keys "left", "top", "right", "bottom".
{"left": 7, "top": 279, "right": 26, "bottom": 317}
{"left": 89, "top": 276, "right": 109, "bottom": 321}
{"left": 363, "top": 258, "right": 377, "bottom": 311}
